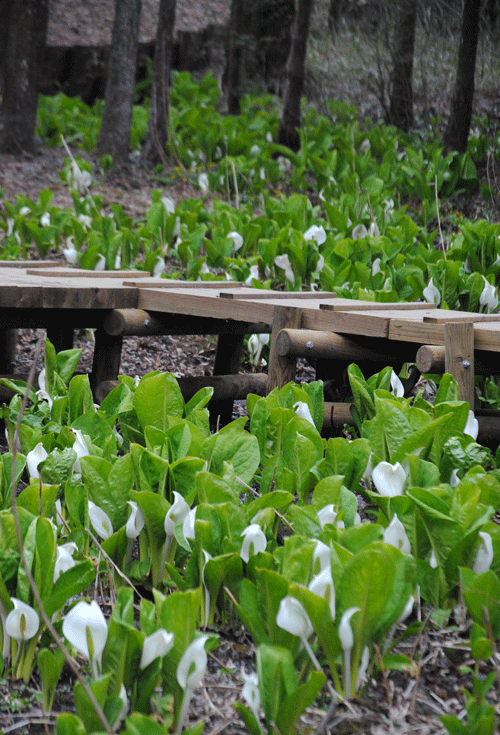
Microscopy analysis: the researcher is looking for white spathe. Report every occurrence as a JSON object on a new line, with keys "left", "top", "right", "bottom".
{"left": 372, "top": 461, "right": 406, "bottom": 497}
{"left": 26, "top": 442, "right": 49, "bottom": 480}
{"left": 293, "top": 401, "right": 315, "bottom": 426}
{"left": 88, "top": 501, "right": 114, "bottom": 540}
{"left": 5, "top": 598, "right": 39, "bottom": 642}
{"left": 383, "top": 514, "right": 411, "bottom": 554}
{"left": 308, "top": 565, "right": 336, "bottom": 621}
{"left": 125, "top": 501, "right": 145, "bottom": 540}
{"left": 276, "top": 596, "right": 314, "bottom": 640}
{"left": 472, "top": 531, "right": 494, "bottom": 575}
{"left": 62, "top": 600, "right": 107, "bottom": 678}
{"left": 240, "top": 524, "right": 267, "bottom": 563}
{"left": 140, "top": 628, "right": 174, "bottom": 670}
{"left": 423, "top": 278, "right": 441, "bottom": 306}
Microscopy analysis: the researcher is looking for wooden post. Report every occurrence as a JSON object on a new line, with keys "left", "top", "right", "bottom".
{"left": 90, "top": 327, "right": 123, "bottom": 393}
{"left": 210, "top": 333, "right": 246, "bottom": 426}
{"left": 267, "top": 305, "right": 303, "bottom": 392}
{"left": 444, "top": 322, "right": 475, "bottom": 406}
{"left": 0, "top": 329, "right": 17, "bottom": 373}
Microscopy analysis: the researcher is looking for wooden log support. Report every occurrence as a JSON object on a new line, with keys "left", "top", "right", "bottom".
{"left": 94, "top": 373, "right": 268, "bottom": 405}
{"left": 103, "top": 308, "right": 271, "bottom": 337}
{"left": 444, "top": 322, "right": 475, "bottom": 406}
{"left": 416, "top": 344, "right": 500, "bottom": 377}
{"left": 103, "top": 308, "right": 165, "bottom": 336}
{"left": 0, "top": 329, "right": 17, "bottom": 373}
{"left": 267, "top": 305, "right": 303, "bottom": 392}
{"left": 275, "top": 328, "right": 416, "bottom": 363}
{"left": 210, "top": 334, "right": 246, "bottom": 426}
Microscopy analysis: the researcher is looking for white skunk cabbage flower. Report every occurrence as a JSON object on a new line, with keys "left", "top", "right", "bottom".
{"left": 423, "top": 278, "right": 441, "bottom": 306}
{"left": 472, "top": 531, "right": 494, "bottom": 575}
{"left": 372, "top": 461, "right": 406, "bottom": 497}
{"left": 153, "top": 256, "right": 165, "bottom": 277}
{"left": 293, "top": 401, "right": 315, "bottom": 426}
{"left": 390, "top": 370, "right": 404, "bottom": 397}
{"left": 165, "top": 492, "right": 190, "bottom": 538}
{"left": 36, "top": 368, "right": 53, "bottom": 409}
{"left": 198, "top": 173, "right": 209, "bottom": 194}
{"left": 308, "top": 565, "right": 336, "bottom": 621}
{"left": 245, "top": 264, "right": 260, "bottom": 286}
{"left": 317, "top": 504, "right": 343, "bottom": 530}
{"left": 241, "top": 669, "right": 261, "bottom": 721}
{"left": 88, "top": 501, "right": 113, "bottom": 540}
{"left": 479, "top": 279, "right": 498, "bottom": 314}
{"left": 26, "top": 442, "right": 49, "bottom": 480}
{"left": 53, "top": 544, "right": 77, "bottom": 582}
{"left": 62, "top": 600, "right": 107, "bottom": 678}
{"left": 274, "top": 253, "right": 295, "bottom": 284}
{"left": 464, "top": 410, "right": 479, "bottom": 440}
{"left": 304, "top": 225, "right": 327, "bottom": 245}
{"left": 5, "top": 598, "right": 39, "bottom": 642}
{"left": 94, "top": 254, "right": 106, "bottom": 272}
{"left": 276, "top": 596, "right": 314, "bottom": 644}
{"left": 312, "top": 540, "right": 331, "bottom": 574}
{"left": 125, "top": 501, "right": 145, "bottom": 540}
{"left": 351, "top": 223, "right": 368, "bottom": 240}
{"left": 247, "top": 333, "right": 270, "bottom": 367}
{"left": 140, "top": 628, "right": 174, "bottom": 670}
{"left": 383, "top": 514, "right": 411, "bottom": 554}
{"left": 63, "top": 237, "right": 78, "bottom": 264}
{"left": 161, "top": 196, "right": 176, "bottom": 214}
{"left": 371, "top": 258, "right": 381, "bottom": 276}
{"left": 69, "top": 162, "right": 92, "bottom": 195}
{"left": 338, "top": 607, "right": 360, "bottom": 697}
{"left": 71, "top": 428, "right": 89, "bottom": 473}
{"left": 227, "top": 231, "right": 244, "bottom": 252}
{"left": 240, "top": 524, "right": 267, "bottom": 563}
{"left": 429, "top": 549, "right": 438, "bottom": 568}
{"left": 176, "top": 635, "right": 209, "bottom": 735}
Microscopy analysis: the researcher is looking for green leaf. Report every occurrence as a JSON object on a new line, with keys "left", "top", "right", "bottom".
{"left": 460, "top": 567, "right": 500, "bottom": 638}
{"left": 202, "top": 418, "right": 260, "bottom": 485}
{"left": 37, "top": 647, "right": 65, "bottom": 713}
{"left": 135, "top": 372, "right": 185, "bottom": 431}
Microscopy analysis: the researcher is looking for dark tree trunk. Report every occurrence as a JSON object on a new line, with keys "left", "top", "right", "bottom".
{"left": 443, "top": 0, "right": 482, "bottom": 153}
{"left": 143, "top": 0, "right": 177, "bottom": 162}
{"left": 277, "top": 0, "right": 315, "bottom": 152}
{"left": 388, "top": 0, "right": 417, "bottom": 132}
{"left": 226, "top": 0, "right": 245, "bottom": 114}
{"left": 0, "top": 0, "right": 49, "bottom": 154}
{"left": 95, "top": 0, "right": 142, "bottom": 164}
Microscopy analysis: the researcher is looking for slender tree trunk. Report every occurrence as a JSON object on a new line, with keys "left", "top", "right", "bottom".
{"left": 95, "top": 0, "right": 142, "bottom": 164}
{"left": 226, "top": 0, "right": 245, "bottom": 114}
{"left": 388, "top": 0, "right": 417, "bottom": 132}
{"left": 277, "top": 0, "right": 315, "bottom": 152}
{"left": 143, "top": 0, "right": 177, "bottom": 162}
{"left": 0, "top": 0, "right": 49, "bottom": 154}
{"left": 443, "top": 0, "right": 482, "bottom": 153}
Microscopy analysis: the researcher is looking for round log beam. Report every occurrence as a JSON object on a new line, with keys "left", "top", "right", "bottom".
{"left": 276, "top": 328, "right": 416, "bottom": 363}
{"left": 416, "top": 344, "right": 500, "bottom": 376}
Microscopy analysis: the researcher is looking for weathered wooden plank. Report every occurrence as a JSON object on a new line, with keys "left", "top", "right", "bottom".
{"left": 0, "top": 260, "right": 63, "bottom": 268}
{"left": 470, "top": 323, "right": 500, "bottom": 353}
{"left": 319, "top": 300, "right": 433, "bottom": 312}
{"left": 126, "top": 279, "right": 244, "bottom": 289}
{"left": 423, "top": 312, "right": 500, "bottom": 323}
{"left": 219, "top": 290, "right": 338, "bottom": 300}
{"left": 26, "top": 268, "right": 151, "bottom": 278}
{"left": 444, "top": 322, "right": 475, "bottom": 405}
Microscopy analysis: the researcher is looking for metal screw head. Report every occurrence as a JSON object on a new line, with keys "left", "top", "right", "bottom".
{"left": 305, "top": 340, "right": 314, "bottom": 350}
{"left": 461, "top": 359, "right": 471, "bottom": 369}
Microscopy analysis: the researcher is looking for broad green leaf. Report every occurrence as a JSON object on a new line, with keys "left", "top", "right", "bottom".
{"left": 135, "top": 372, "right": 185, "bottom": 431}
{"left": 460, "top": 567, "right": 500, "bottom": 638}
{"left": 202, "top": 418, "right": 260, "bottom": 485}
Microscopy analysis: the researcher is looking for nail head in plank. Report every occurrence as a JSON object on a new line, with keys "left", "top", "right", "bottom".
{"left": 444, "top": 321, "right": 475, "bottom": 405}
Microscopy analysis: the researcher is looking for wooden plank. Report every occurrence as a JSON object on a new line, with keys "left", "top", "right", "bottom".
{"left": 26, "top": 268, "right": 151, "bottom": 278}
{"left": 423, "top": 312, "right": 500, "bottom": 323}
{"left": 388, "top": 316, "right": 445, "bottom": 345}
{"left": 126, "top": 279, "right": 244, "bottom": 289}
{"left": 319, "top": 300, "right": 433, "bottom": 312}
{"left": 0, "top": 260, "right": 63, "bottom": 268}
{"left": 219, "top": 290, "right": 338, "bottom": 300}
{"left": 268, "top": 305, "right": 303, "bottom": 391}
{"left": 473, "top": 322, "right": 500, "bottom": 353}
{"left": 444, "top": 322, "right": 475, "bottom": 405}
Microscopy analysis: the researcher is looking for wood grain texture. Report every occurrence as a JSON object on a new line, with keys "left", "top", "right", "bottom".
{"left": 444, "top": 321, "right": 475, "bottom": 405}
{"left": 267, "top": 305, "right": 303, "bottom": 391}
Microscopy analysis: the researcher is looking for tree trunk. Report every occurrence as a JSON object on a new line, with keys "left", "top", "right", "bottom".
{"left": 95, "top": 0, "right": 142, "bottom": 164}
{"left": 226, "top": 0, "right": 246, "bottom": 114}
{"left": 443, "top": 0, "right": 482, "bottom": 153}
{"left": 0, "top": 0, "right": 49, "bottom": 154}
{"left": 277, "top": 0, "right": 315, "bottom": 152}
{"left": 388, "top": 0, "right": 417, "bottom": 132}
{"left": 143, "top": 0, "right": 177, "bottom": 162}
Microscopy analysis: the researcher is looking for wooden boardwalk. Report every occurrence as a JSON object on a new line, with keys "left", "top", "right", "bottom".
{"left": 2, "top": 264, "right": 500, "bottom": 432}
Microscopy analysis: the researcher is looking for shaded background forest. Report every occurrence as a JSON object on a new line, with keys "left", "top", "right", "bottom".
{"left": 0, "top": 0, "right": 499, "bottom": 165}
